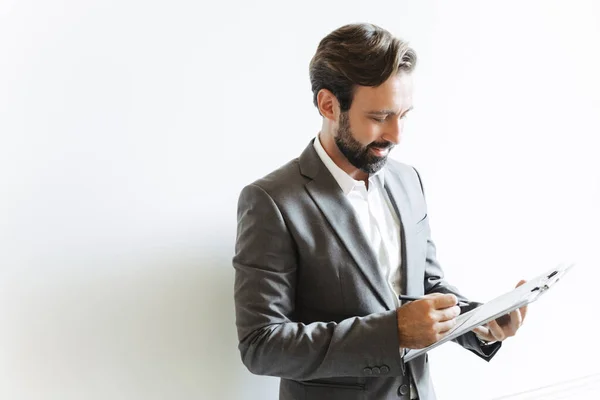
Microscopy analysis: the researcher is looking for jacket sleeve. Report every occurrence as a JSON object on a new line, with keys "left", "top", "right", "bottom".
{"left": 413, "top": 168, "right": 502, "bottom": 361}
{"left": 233, "top": 183, "right": 405, "bottom": 380}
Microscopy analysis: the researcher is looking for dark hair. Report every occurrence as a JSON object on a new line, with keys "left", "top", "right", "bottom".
{"left": 309, "top": 23, "right": 417, "bottom": 112}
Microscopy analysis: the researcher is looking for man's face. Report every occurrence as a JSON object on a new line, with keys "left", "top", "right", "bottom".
{"left": 334, "top": 72, "right": 414, "bottom": 173}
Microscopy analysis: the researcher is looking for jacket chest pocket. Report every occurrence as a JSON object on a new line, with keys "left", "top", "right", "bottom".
{"left": 415, "top": 214, "right": 429, "bottom": 235}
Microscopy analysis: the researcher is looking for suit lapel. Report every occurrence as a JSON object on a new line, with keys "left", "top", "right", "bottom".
{"left": 300, "top": 141, "right": 396, "bottom": 310}
{"left": 383, "top": 167, "right": 420, "bottom": 296}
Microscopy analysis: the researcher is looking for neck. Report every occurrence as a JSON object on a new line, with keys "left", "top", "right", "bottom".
{"left": 318, "top": 132, "right": 369, "bottom": 184}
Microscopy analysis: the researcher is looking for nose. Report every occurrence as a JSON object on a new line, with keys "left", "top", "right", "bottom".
{"left": 382, "top": 116, "right": 404, "bottom": 145}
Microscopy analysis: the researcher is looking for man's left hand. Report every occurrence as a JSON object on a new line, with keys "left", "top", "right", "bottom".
{"left": 472, "top": 280, "right": 528, "bottom": 343}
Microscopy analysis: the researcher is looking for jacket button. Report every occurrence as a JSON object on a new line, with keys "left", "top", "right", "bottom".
{"left": 363, "top": 367, "right": 373, "bottom": 375}
{"left": 380, "top": 365, "right": 390, "bottom": 374}
{"left": 372, "top": 367, "right": 381, "bottom": 375}
{"left": 398, "top": 384, "right": 409, "bottom": 396}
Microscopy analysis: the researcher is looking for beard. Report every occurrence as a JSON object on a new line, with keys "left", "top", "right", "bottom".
{"left": 334, "top": 112, "right": 393, "bottom": 174}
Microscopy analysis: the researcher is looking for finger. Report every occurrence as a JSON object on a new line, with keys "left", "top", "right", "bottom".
{"left": 436, "top": 318, "right": 457, "bottom": 335}
{"left": 472, "top": 326, "right": 494, "bottom": 342}
{"left": 495, "top": 313, "right": 512, "bottom": 327}
{"left": 432, "top": 293, "right": 458, "bottom": 309}
{"left": 509, "top": 309, "right": 522, "bottom": 334}
{"left": 486, "top": 319, "right": 506, "bottom": 341}
{"left": 519, "top": 304, "right": 528, "bottom": 323}
{"left": 515, "top": 280, "right": 528, "bottom": 322}
{"left": 436, "top": 305, "right": 461, "bottom": 322}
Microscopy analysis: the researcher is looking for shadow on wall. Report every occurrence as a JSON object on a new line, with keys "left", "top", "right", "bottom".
{"left": 2, "top": 239, "right": 278, "bottom": 400}
{"left": 199, "top": 244, "right": 279, "bottom": 399}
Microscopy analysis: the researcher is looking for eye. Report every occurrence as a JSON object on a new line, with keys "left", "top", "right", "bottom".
{"left": 371, "top": 117, "right": 386, "bottom": 123}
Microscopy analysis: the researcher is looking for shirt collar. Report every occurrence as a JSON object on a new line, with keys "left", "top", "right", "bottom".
{"left": 313, "top": 135, "right": 385, "bottom": 195}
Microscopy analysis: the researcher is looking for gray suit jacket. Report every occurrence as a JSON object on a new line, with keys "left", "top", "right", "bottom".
{"left": 233, "top": 140, "right": 501, "bottom": 400}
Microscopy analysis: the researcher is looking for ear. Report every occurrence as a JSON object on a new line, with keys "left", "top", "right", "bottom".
{"left": 316, "top": 89, "right": 339, "bottom": 122}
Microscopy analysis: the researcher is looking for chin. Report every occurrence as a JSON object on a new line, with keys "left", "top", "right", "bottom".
{"left": 360, "top": 158, "right": 387, "bottom": 174}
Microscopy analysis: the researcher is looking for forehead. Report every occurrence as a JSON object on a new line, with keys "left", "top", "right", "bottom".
{"left": 351, "top": 72, "right": 414, "bottom": 112}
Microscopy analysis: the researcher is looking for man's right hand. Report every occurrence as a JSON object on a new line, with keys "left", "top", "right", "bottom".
{"left": 396, "top": 293, "right": 461, "bottom": 349}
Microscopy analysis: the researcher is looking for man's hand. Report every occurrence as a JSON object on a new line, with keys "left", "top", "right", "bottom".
{"left": 472, "top": 280, "right": 528, "bottom": 343}
{"left": 396, "top": 293, "right": 461, "bottom": 349}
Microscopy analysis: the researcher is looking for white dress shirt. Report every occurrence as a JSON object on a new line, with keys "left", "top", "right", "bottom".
{"left": 314, "top": 136, "right": 418, "bottom": 399}
{"left": 313, "top": 136, "right": 402, "bottom": 306}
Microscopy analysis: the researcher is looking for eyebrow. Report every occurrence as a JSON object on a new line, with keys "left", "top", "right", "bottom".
{"left": 366, "top": 106, "right": 414, "bottom": 116}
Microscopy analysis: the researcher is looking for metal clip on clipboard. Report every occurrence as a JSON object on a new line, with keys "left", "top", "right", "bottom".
{"left": 529, "top": 266, "right": 571, "bottom": 299}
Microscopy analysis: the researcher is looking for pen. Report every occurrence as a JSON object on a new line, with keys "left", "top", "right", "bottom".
{"left": 398, "top": 295, "right": 471, "bottom": 307}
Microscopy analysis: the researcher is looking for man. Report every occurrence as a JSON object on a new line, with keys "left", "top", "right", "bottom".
{"left": 233, "top": 23, "right": 527, "bottom": 400}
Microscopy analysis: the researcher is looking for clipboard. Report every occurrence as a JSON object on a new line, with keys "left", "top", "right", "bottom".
{"left": 403, "top": 262, "right": 575, "bottom": 362}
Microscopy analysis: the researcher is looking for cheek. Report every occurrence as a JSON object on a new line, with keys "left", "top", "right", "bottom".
{"left": 350, "top": 119, "right": 379, "bottom": 141}
{"left": 360, "top": 122, "right": 384, "bottom": 143}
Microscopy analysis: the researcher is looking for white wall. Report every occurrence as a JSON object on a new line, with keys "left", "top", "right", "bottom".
{"left": 1, "top": 1, "right": 599, "bottom": 399}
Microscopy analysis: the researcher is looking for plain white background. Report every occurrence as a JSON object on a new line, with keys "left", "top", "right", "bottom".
{"left": 1, "top": 1, "right": 599, "bottom": 399}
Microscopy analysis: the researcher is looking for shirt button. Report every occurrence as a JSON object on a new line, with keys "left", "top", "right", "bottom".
{"left": 363, "top": 367, "right": 373, "bottom": 375}
{"left": 398, "top": 384, "right": 410, "bottom": 396}
{"left": 380, "top": 365, "right": 390, "bottom": 374}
